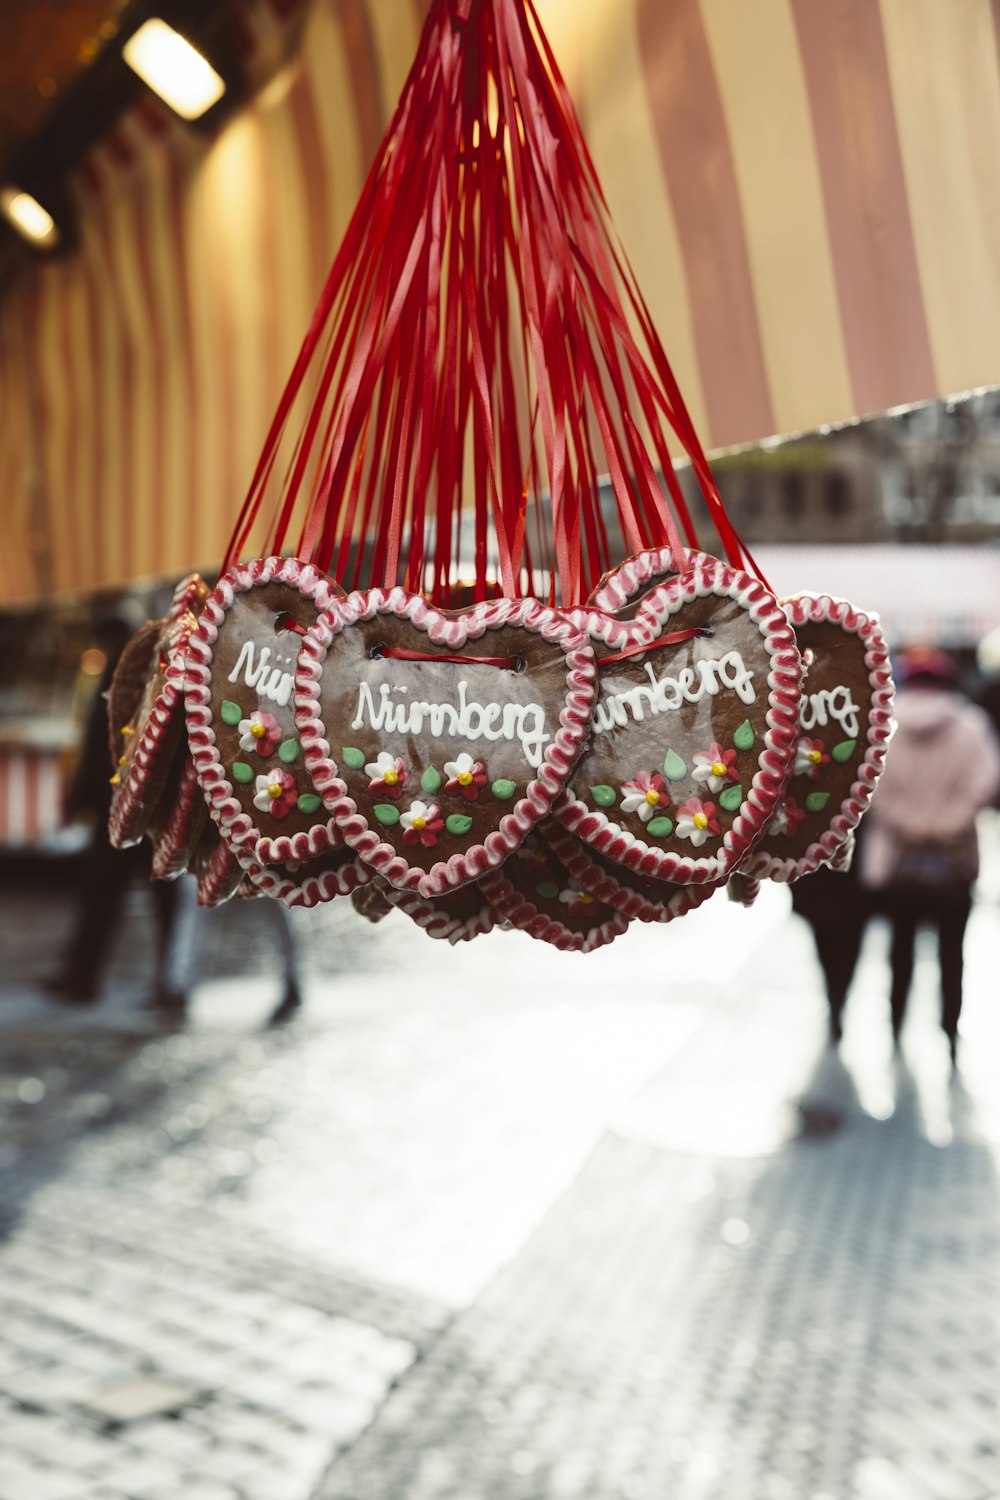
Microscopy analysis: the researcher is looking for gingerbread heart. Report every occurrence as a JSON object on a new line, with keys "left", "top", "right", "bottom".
{"left": 240, "top": 845, "right": 372, "bottom": 909}
{"left": 382, "top": 881, "right": 500, "bottom": 944}
{"left": 745, "top": 594, "right": 893, "bottom": 882}
{"left": 108, "top": 572, "right": 207, "bottom": 849}
{"left": 479, "top": 829, "right": 629, "bottom": 951}
{"left": 149, "top": 757, "right": 209, "bottom": 880}
{"left": 541, "top": 819, "right": 720, "bottom": 924}
{"left": 294, "top": 588, "right": 596, "bottom": 897}
{"left": 587, "top": 546, "right": 716, "bottom": 616}
{"left": 555, "top": 555, "right": 802, "bottom": 884}
{"left": 185, "top": 557, "right": 341, "bottom": 869}
{"left": 194, "top": 828, "right": 244, "bottom": 907}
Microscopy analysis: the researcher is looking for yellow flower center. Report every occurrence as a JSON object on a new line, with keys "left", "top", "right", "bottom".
{"left": 411, "top": 815, "right": 426, "bottom": 831}
{"left": 109, "top": 772, "right": 121, "bottom": 786}
{"left": 251, "top": 722, "right": 267, "bottom": 739}
{"left": 693, "top": 812, "right": 708, "bottom": 830}
{"left": 807, "top": 749, "right": 822, "bottom": 764}
{"left": 577, "top": 890, "right": 594, "bottom": 904}
{"left": 121, "top": 723, "right": 134, "bottom": 737}
{"left": 711, "top": 761, "right": 726, "bottom": 778}
{"left": 118, "top": 754, "right": 127, "bottom": 766}
{"left": 267, "top": 781, "right": 284, "bottom": 799}
{"left": 458, "top": 771, "right": 473, "bottom": 785}
{"left": 645, "top": 788, "right": 660, "bottom": 806}
{"left": 384, "top": 769, "right": 398, "bottom": 786}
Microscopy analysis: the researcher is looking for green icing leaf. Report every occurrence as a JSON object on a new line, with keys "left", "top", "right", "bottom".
{"left": 296, "top": 793, "right": 321, "bottom": 815}
{"left": 373, "top": 803, "right": 400, "bottom": 825}
{"left": 647, "top": 816, "right": 674, "bottom": 837}
{"left": 733, "top": 719, "right": 755, "bottom": 751}
{"left": 231, "top": 761, "right": 253, "bottom": 784}
{"left": 342, "top": 746, "right": 365, "bottom": 770}
{"left": 719, "top": 784, "right": 743, "bottom": 812}
{"left": 590, "top": 785, "right": 616, "bottom": 807}
{"left": 805, "top": 791, "right": 831, "bottom": 813}
{"left": 536, "top": 880, "right": 559, "bottom": 900}
{"left": 421, "top": 766, "right": 442, "bottom": 793}
{"left": 663, "top": 749, "right": 687, "bottom": 781}
{"left": 278, "top": 738, "right": 300, "bottom": 764}
{"left": 445, "top": 813, "right": 474, "bottom": 836}
{"left": 491, "top": 778, "right": 517, "bottom": 800}
{"left": 220, "top": 700, "right": 242, "bottom": 726}
{"left": 832, "top": 739, "right": 857, "bottom": 763}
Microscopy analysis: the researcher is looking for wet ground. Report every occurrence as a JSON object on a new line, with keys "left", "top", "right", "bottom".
{"left": 2, "top": 840, "right": 1000, "bottom": 1500}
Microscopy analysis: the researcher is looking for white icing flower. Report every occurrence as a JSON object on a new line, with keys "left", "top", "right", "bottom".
{"left": 674, "top": 797, "right": 720, "bottom": 848}
{"left": 400, "top": 799, "right": 436, "bottom": 833}
{"left": 238, "top": 710, "right": 281, "bottom": 756}
{"left": 691, "top": 742, "right": 739, "bottom": 793}
{"left": 365, "top": 751, "right": 408, "bottom": 798}
{"left": 620, "top": 772, "right": 669, "bottom": 824}
{"left": 794, "top": 736, "right": 830, "bottom": 779}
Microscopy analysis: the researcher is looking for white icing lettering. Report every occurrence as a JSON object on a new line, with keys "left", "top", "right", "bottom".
{"left": 592, "top": 650, "right": 757, "bottom": 734}
{"left": 800, "top": 684, "right": 860, "bottom": 739}
{"left": 351, "top": 679, "right": 550, "bottom": 768}
{"left": 228, "top": 641, "right": 295, "bottom": 708}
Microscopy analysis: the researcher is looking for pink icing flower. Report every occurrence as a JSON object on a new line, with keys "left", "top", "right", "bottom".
{"left": 400, "top": 800, "right": 444, "bottom": 848}
{"left": 674, "top": 796, "right": 720, "bottom": 848}
{"left": 620, "top": 771, "right": 670, "bottom": 824}
{"left": 365, "top": 751, "right": 408, "bottom": 799}
{"left": 238, "top": 710, "right": 281, "bottom": 757}
{"left": 794, "top": 736, "right": 830, "bottom": 780}
{"left": 443, "top": 752, "right": 487, "bottom": 801}
{"left": 768, "top": 795, "right": 807, "bottom": 838}
{"left": 691, "top": 742, "right": 739, "bottom": 794}
{"left": 253, "top": 769, "right": 298, "bottom": 820}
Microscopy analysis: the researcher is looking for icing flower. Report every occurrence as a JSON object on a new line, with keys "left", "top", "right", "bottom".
{"left": 366, "top": 751, "right": 409, "bottom": 799}
{"left": 675, "top": 796, "right": 720, "bottom": 848}
{"left": 400, "top": 800, "right": 444, "bottom": 848}
{"left": 794, "top": 736, "right": 830, "bottom": 780}
{"left": 253, "top": 769, "right": 298, "bottom": 820}
{"left": 768, "top": 795, "right": 806, "bottom": 838}
{"left": 239, "top": 710, "right": 281, "bottom": 757}
{"left": 620, "top": 772, "right": 670, "bottom": 824}
{"left": 692, "top": 742, "right": 740, "bottom": 794}
{"left": 558, "top": 886, "right": 596, "bottom": 914}
{"left": 443, "top": 752, "right": 487, "bottom": 801}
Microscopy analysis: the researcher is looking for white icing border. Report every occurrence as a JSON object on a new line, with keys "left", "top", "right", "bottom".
{"left": 479, "top": 835, "right": 629, "bottom": 953}
{"left": 744, "top": 593, "right": 895, "bottom": 883}
{"left": 382, "top": 883, "right": 500, "bottom": 944}
{"left": 184, "top": 556, "right": 341, "bottom": 869}
{"left": 587, "top": 546, "right": 717, "bottom": 613}
{"left": 149, "top": 757, "right": 208, "bottom": 880}
{"left": 294, "top": 587, "right": 597, "bottom": 898}
{"left": 240, "top": 846, "right": 373, "bottom": 909}
{"left": 195, "top": 837, "right": 243, "bottom": 907}
{"left": 554, "top": 553, "right": 802, "bottom": 884}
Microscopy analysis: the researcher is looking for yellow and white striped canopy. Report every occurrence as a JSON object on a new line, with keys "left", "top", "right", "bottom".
{"left": 3, "top": 0, "right": 1000, "bottom": 603}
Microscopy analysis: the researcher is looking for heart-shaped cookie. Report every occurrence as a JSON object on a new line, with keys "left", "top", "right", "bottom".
{"left": 194, "top": 828, "right": 244, "bottom": 907}
{"left": 240, "top": 845, "right": 372, "bottom": 909}
{"left": 588, "top": 546, "right": 715, "bottom": 616}
{"left": 294, "top": 588, "right": 596, "bottom": 897}
{"left": 149, "top": 757, "right": 209, "bottom": 880}
{"left": 541, "top": 819, "right": 721, "bottom": 924}
{"left": 185, "top": 557, "right": 341, "bottom": 869}
{"left": 108, "top": 572, "right": 207, "bottom": 849}
{"left": 382, "top": 881, "right": 501, "bottom": 944}
{"left": 745, "top": 594, "right": 894, "bottom": 882}
{"left": 555, "top": 555, "right": 802, "bottom": 884}
{"left": 479, "top": 829, "right": 629, "bottom": 951}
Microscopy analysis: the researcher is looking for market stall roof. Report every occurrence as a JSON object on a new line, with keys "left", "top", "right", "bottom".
{"left": 752, "top": 544, "right": 1000, "bottom": 650}
{"left": 4, "top": 0, "right": 1000, "bottom": 602}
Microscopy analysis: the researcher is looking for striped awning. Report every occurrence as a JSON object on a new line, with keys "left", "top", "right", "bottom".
{"left": 752, "top": 544, "right": 1000, "bottom": 649}
{"left": 3, "top": 0, "right": 1000, "bottom": 603}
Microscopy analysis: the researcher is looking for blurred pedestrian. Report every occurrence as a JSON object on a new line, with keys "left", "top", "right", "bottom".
{"left": 790, "top": 826, "right": 870, "bottom": 1045}
{"left": 860, "top": 647, "right": 1000, "bottom": 1062}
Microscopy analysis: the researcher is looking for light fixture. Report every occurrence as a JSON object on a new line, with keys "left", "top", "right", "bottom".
{"left": 122, "top": 18, "right": 225, "bottom": 122}
{"left": 0, "top": 186, "right": 59, "bottom": 248}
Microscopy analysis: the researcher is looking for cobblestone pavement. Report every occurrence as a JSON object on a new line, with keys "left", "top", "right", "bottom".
{"left": 1, "top": 844, "right": 1000, "bottom": 1500}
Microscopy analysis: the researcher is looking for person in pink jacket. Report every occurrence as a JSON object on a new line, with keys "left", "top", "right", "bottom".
{"left": 861, "top": 647, "right": 1000, "bottom": 1061}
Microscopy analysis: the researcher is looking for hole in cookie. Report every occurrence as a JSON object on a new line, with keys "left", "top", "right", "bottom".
{"left": 274, "top": 612, "right": 307, "bottom": 637}
{"left": 369, "top": 643, "right": 385, "bottom": 660}
{"left": 698, "top": 626, "right": 715, "bottom": 639}
{"left": 802, "top": 647, "right": 815, "bottom": 667}
{"left": 510, "top": 656, "right": 526, "bottom": 674}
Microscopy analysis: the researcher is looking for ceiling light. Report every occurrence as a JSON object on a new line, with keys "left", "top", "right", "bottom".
{"left": 122, "top": 19, "right": 225, "bottom": 121}
{"left": 0, "top": 187, "right": 59, "bottom": 247}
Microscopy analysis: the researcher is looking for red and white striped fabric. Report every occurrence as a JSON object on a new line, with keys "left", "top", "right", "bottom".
{"left": 3, "top": 0, "right": 1000, "bottom": 603}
